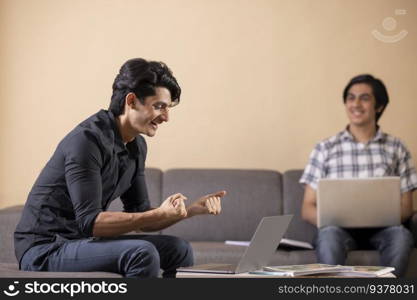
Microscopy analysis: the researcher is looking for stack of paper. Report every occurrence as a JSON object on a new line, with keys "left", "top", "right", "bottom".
{"left": 250, "top": 264, "right": 395, "bottom": 277}
{"left": 257, "top": 264, "right": 353, "bottom": 277}
{"left": 325, "top": 266, "right": 395, "bottom": 277}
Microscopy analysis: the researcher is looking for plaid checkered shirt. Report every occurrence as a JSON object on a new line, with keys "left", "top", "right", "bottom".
{"left": 300, "top": 128, "right": 417, "bottom": 193}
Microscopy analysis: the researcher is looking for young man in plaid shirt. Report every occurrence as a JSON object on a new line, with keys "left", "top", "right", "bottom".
{"left": 300, "top": 74, "right": 417, "bottom": 277}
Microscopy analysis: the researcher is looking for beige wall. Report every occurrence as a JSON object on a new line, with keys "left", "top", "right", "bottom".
{"left": 1, "top": 0, "right": 416, "bottom": 208}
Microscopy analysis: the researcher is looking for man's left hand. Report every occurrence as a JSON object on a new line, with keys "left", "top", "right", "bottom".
{"left": 186, "top": 190, "right": 226, "bottom": 217}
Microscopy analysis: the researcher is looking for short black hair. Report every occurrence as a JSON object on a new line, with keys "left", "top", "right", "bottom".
{"left": 343, "top": 74, "right": 389, "bottom": 123}
{"left": 109, "top": 58, "right": 181, "bottom": 116}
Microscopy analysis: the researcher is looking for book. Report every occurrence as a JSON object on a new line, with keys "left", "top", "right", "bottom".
{"left": 224, "top": 238, "right": 313, "bottom": 250}
{"left": 261, "top": 264, "right": 354, "bottom": 277}
{"left": 324, "top": 266, "right": 395, "bottom": 277}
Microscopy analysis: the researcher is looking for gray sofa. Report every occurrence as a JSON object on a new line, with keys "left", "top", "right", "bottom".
{"left": 1, "top": 168, "right": 416, "bottom": 277}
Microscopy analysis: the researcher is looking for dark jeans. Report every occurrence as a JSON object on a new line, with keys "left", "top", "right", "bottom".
{"left": 313, "top": 225, "right": 414, "bottom": 277}
{"left": 20, "top": 235, "right": 194, "bottom": 278}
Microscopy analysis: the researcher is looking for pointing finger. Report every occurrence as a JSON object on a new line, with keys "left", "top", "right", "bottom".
{"left": 209, "top": 190, "right": 226, "bottom": 198}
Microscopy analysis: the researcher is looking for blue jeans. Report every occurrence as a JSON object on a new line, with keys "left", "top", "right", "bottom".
{"left": 314, "top": 225, "right": 414, "bottom": 277}
{"left": 20, "top": 235, "right": 194, "bottom": 278}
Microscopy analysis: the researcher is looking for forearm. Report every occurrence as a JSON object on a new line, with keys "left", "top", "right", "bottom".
{"left": 92, "top": 209, "right": 168, "bottom": 237}
{"left": 401, "top": 205, "right": 413, "bottom": 223}
{"left": 140, "top": 212, "right": 184, "bottom": 232}
{"left": 301, "top": 185, "right": 318, "bottom": 226}
{"left": 185, "top": 205, "right": 200, "bottom": 219}
{"left": 142, "top": 203, "right": 205, "bottom": 231}
{"left": 400, "top": 191, "right": 413, "bottom": 223}
{"left": 301, "top": 204, "right": 317, "bottom": 226}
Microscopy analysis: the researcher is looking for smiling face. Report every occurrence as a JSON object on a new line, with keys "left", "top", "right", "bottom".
{"left": 123, "top": 87, "right": 172, "bottom": 138}
{"left": 344, "top": 83, "right": 382, "bottom": 129}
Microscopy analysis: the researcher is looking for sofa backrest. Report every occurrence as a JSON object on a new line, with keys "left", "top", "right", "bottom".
{"left": 160, "top": 169, "right": 283, "bottom": 241}
{"left": 282, "top": 169, "right": 317, "bottom": 244}
{"left": 107, "top": 168, "right": 163, "bottom": 211}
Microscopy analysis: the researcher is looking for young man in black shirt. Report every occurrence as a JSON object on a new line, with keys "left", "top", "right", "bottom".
{"left": 15, "top": 58, "right": 226, "bottom": 278}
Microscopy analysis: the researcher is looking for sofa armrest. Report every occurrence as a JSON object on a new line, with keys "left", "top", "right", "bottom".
{"left": 406, "top": 211, "right": 417, "bottom": 247}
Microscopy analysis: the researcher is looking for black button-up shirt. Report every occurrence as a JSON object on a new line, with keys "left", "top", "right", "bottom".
{"left": 14, "top": 110, "right": 150, "bottom": 264}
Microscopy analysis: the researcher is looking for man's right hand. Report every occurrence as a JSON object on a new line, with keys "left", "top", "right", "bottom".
{"left": 158, "top": 193, "right": 188, "bottom": 220}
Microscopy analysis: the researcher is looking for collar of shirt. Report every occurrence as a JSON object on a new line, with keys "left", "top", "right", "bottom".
{"left": 106, "top": 110, "right": 140, "bottom": 159}
{"left": 339, "top": 125, "right": 386, "bottom": 144}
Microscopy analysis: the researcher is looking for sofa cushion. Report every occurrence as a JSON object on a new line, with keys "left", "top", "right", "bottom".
{"left": 190, "top": 242, "right": 247, "bottom": 265}
{"left": 189, "top": 242, "right": 317, "bottom": 266}
{"left": 161, "top": 169, "right": 283, "bottom": 241}
{"left": 107, "top": 168, "right": 163, "bottom": 211}
{"left": 0, "top": 210, "right": 23, "bottom": 263}
{"left": 269, "top": 249, "right": 383, "bottom": 266}
{"left": 282, "top": 170, "right": 317, "bottom": 244}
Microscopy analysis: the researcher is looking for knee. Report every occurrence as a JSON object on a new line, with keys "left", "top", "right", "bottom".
{"left": 387, "top": 226, "right": 414, "bottom": 248}
{"left": 317, "top": 226, "right": 344, "bottom": 240}
{"left": 315, "top": 226, "right": 348, "bottom": 248}
{"left": 137, "top": 241, "right": 161, "bottom": 267}
{"left": 165, "top": 236, "right": 194, "bottom": 266}
{"left": 126, "top": 242, "right": 160, "bottom": 277}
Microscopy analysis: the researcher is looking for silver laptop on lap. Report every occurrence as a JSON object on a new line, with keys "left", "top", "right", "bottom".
{"left": 177, "top": 215, "right": 293, "bottom": 274}
{"left": 317, "top": 177, "right": 401, "bottom": 228}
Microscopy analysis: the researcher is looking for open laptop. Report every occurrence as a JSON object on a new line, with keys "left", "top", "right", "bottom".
{"left": 177, "top": 215, "right": 293, "bottom": 274}
{"left": 317, "top": 177, "right": 401, "bottom": 228}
